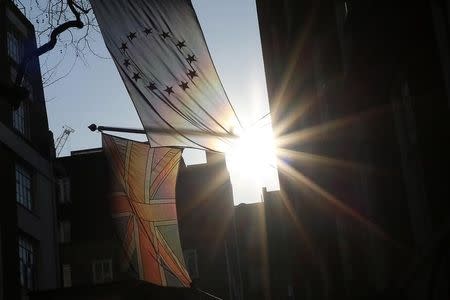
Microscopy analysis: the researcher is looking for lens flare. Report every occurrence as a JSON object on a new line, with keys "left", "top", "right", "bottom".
{"left": 225, "top": 124, "right": 279, "bottom": 203}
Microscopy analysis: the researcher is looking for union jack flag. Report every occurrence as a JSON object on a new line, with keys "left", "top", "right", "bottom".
{"left": 102, "top": 134, "right": 191, "bottom": 287}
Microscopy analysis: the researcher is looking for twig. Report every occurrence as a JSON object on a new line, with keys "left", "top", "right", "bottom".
{"left": 15, "top": 0, "right": 84, "bottom": 87}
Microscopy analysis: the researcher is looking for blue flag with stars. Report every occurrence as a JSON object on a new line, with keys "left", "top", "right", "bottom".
{"left": 90, "top": 0, "right": 241, "bottom": 152}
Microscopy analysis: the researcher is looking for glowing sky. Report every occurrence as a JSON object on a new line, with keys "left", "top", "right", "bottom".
{"left": 43, "top": 0, "right": 279, "bottom": 204}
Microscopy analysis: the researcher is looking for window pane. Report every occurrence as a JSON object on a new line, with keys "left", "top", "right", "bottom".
{"left": 95, "top": 262, "right": 102, "bottom": 278}
{"left": 22, "top": 78, "right": 34, "bottom": 102}
{"left": 15, "top": 164, "right": 32, "bottom": 210}
{"left": 58, "top": 178, "right": 71, "bottom": 203}
{"left": 19, "top": 262, "right": 25, "bottom": 286}
{"left": 92, "top": 259, "right": 113, "bottom": 284}
{"left": 59, "top": 221, "right": 71, "bottom": 243}
{"left": 18, "top": 235, "right": 36, "bottom": 290}
{"left": 7, "top": 31, "right": 22, "bottom": 63}
{"left": 64, "top": 178, "right": 71, "bottom": 203}
{"left": 12, "top": 101, "right": 29, "bottom": 137}
{"left": 183, "top": 249, "right": 199, "bottom": 278}
{"left": 63, "top": 264, "right": 72, "bottom": 287}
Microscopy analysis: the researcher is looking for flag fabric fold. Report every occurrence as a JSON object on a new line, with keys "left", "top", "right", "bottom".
{"left": 102, "top": 134, "right": 191, "bottom": 287}
{"left": 91, "top": 0, "right": 241, "bottom": 152}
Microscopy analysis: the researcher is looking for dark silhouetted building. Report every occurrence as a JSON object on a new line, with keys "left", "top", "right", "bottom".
{"left": 54, "top": 148, "right": 241, "bottom": 299}
{"left": 30, "top": 280, "right": 205, "bottom": 300}
{"left": 55, "top": 148, "right": 126, "bottom": 288}
{"left": 234, "top": 189, "right": 295, "bottom": 300}
{"left": 0, "top": 1, "right": 59, "bottom": 299}
{"left": 261, "top": 188, "right": 292, "bottom": 299}
{"left": 176, "top": 152, "right": 243, "bottom": 300}
{"left": 235, "top": 201, "right": 270, "bottom": 300}
{"left": 256, "top": 0, "right": 450, "bottom": 299}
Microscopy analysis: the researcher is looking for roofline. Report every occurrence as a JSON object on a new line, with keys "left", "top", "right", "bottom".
{"left": 70, "top": 147, "right": 103, "bottom": 156}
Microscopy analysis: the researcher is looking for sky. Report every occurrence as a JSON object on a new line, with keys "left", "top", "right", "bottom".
{"left": 42, "top": 0, "right": 279, "bottom": 204}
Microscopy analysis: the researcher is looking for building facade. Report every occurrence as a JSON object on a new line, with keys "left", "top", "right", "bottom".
{"left": 234, "top": 201, "right": 270, "bottom": 300}
{"left": 55, "top": 148, "right": 242, "bottom": 299}
{"left": 256, "top": 0, "right": 450, "bottom": 299}
{"left": 0, "top": 0, "right": 60, "bottom": 299}
{"left": 55, "top": 148, "right": 125, "bottom": 288}
{"left": 176, "top": 152, "right": 243, "bottom": 300}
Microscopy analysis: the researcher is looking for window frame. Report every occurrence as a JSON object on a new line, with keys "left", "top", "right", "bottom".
{"left": 18, "top": 234, "right": 37, "bottom": 290}
{"left": 57, "top": 177, "right": 71, "bottom": 204}
{"left": 344, "top": 1, "right": 351, "bottom": 20}
{"left": 59, "top": 220, "right": 71, "bottom": 243}
{"left": 7, "top": 29, "right": 24, "bottom": 64}
{"left": 12, "top": 100, "right": 30, "bottom": 138}
{"left": 10, "top": 66, "right": 35, "bottom": 103}
{"left": 92, "top": 259, "right": 113, "bottom": 284}
{"left": 62, "top": 264, "right": 72, "bottom": 287}
{"left": 10, "top": 66, "right": 32, "bottom": 138}
{"left": 183, "top": 248, "right": 199, "bottom": 279}
{"left": 401, "top": 80, "right": 418, "bottom": 145}
{"left": 15, "top": 163, "right": 33, "bottom": 211}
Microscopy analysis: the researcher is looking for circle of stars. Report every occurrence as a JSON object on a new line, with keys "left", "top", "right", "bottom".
{"left": 120, "top": 28, "right": 202, "bottom": 97}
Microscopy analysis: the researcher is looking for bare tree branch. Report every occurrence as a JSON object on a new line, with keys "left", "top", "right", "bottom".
{"left": 15, "top": 0, "right": 83, "bottom": 86}
{"left": 15, "top": 0, "right": 87, "bottom": 87}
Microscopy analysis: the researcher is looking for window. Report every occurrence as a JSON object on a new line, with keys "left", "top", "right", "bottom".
{"left": 59, "top": 220, "right": 71, "bottom": 243}
{"left": 10, "top": 67, "right": 34, "bottom": 103}
{"left": 7, "top": 31, "right": 23, "bottom": 63}
{"left": 21, "top": 78, "right": 34, "bottom": 102}
{"left": 92, "top": 259, "right": 113, "bottom": 284}
{"left": 401, "top": 81, "right": 417, "bottom": 145}
{"left": 18, "top": 235, "right": 36, "bottom": 290}
{"left": 12, "top": 100, "right": 29, "bottom": 137}
{"left": 62, "top": 264, "right": 72, "bottom": 287}
{"left": 57, "top": 178, "right": 71, "bottom": 203}
{"left": 15, "top": 164, "right": 32, "bottom": 210}
{"left": 183, "top": 249, "right": 199, "bottom": 279}
{"left": 344, "top": 1, "right": 351, "bottom": 19}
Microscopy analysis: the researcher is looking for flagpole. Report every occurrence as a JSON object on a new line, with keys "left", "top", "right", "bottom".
{"left": 88, "top": 124, "right": 146, "bottom": 134}
{"left": 88, "top": 124, "right": 238, "bottom": 139}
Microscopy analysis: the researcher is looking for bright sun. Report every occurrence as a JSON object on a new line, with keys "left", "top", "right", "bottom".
{"left": 225, "top": 125, "right": 279, "bottom": 203}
